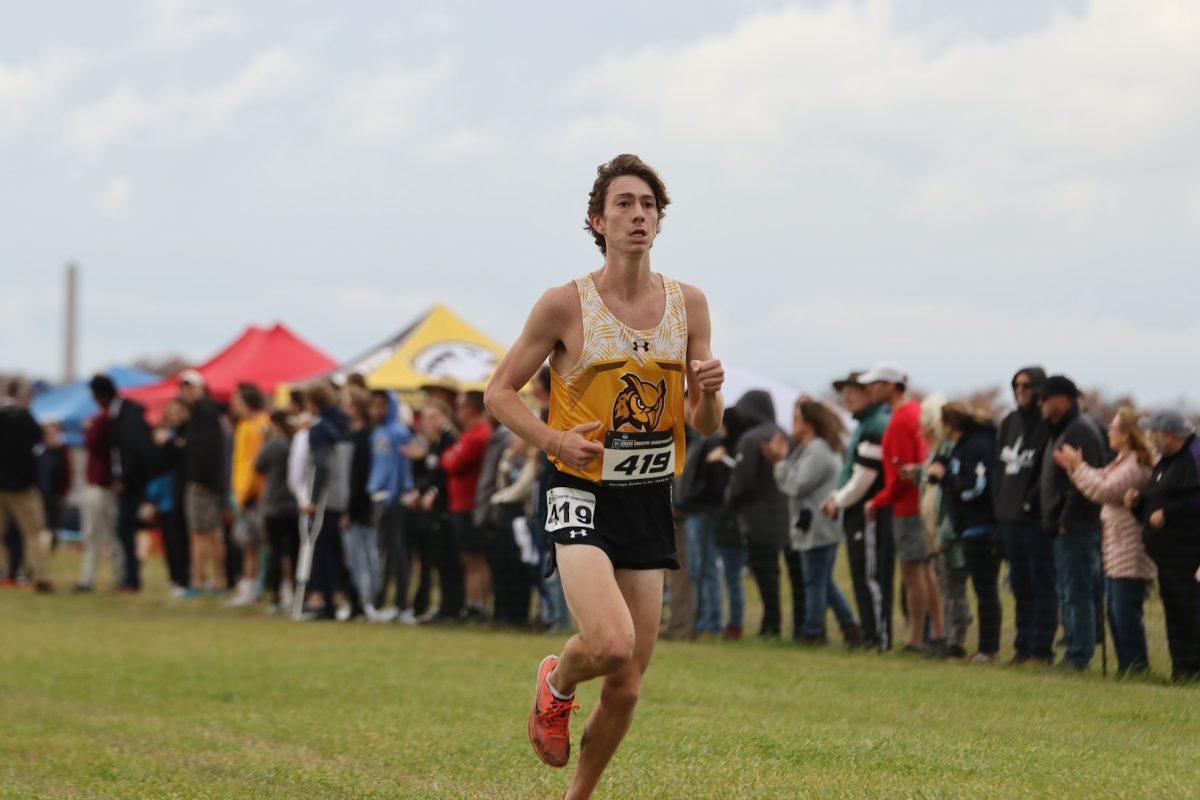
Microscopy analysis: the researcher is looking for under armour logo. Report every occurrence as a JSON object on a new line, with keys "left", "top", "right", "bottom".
{"left": 567, "top": 530, "right": 588, "bottom": 539}
{"left": 632, "top": 340, "right": 650, "bottom": 352}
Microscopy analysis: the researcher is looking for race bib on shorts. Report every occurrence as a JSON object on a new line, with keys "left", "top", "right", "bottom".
{"left": 545, "top": 487, "right": 597, "bottom": 535}
{"left": 601, "top": 430, "right": 675, "bottom": 487}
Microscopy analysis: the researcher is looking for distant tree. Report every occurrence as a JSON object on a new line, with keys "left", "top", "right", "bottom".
{"left": 132, "top": 354, "right": 190, "bottom": 378}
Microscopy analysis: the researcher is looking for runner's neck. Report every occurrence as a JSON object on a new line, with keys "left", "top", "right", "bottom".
{"left": 595, "top": 253, "right": 654, "bottom": 304}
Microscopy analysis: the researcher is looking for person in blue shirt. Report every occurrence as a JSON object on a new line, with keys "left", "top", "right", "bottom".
{"left": 368, "top": 389, "right": 414, "bottom": 622}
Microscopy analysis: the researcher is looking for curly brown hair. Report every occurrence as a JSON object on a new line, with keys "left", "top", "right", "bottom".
{"left": 584, "top": 154, "right": 671, "bottom": 254}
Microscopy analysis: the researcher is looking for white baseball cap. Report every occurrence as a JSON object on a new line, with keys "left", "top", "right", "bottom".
{"left": 179, "top": 369, "right": 205, "bottom": 387}
{"left": 858, "top": 361, "right": 908, "bottom": 385}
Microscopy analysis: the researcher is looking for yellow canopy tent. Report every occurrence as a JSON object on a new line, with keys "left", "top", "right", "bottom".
{"left": 339, "top": 304, "right": 507, "bottom": 393}
{"left": 275, "top": 304, "right": 528, "bottom": 411}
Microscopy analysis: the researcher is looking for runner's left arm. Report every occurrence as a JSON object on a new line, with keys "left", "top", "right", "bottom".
{"left": 682, "top": 283, "right": 724, "bottom": 435}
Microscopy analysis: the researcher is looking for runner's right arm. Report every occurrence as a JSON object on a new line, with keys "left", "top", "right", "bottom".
{"left": 485, "top": 288, "right": 603, "bottom": 472}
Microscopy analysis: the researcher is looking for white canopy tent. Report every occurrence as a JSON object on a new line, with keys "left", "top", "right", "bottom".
{"left": 721, "top": 366, "right": 853, "bottom": 432}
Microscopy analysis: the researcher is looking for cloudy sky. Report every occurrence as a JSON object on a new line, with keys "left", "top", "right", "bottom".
{"left": 3, "top": 0, "right": 1198, "bottom": 405}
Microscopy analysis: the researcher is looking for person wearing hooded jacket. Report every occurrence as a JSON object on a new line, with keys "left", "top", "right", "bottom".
{"left": 726, "top": 390, "right": 800, "bottom": 638}
{"left": 931, "top": 404, "right": 1001, "bottom": 662}
{"left": 677, "top": 408, "right": 745, "bottom": 638}
{"left": 993, "top": 366, "right": 1055, "bottom": 665}
{"left": 367, "top": 389, "right": 413, "bottom": 621}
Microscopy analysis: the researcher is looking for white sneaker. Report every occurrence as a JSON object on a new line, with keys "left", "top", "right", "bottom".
{"left": 366, "top": 605, "right": 398, "bottom": 623}
{"left": 395, "top": 609, "right": 417, "bottom": 626}
{"left": 335, "top": 604, "right": 352, "bottom": 622}
{"left": 169, "top": 586, "right": 191, "bottom": 599}
{"left": 224, "top": 582, "right": 257, "bottom": 607}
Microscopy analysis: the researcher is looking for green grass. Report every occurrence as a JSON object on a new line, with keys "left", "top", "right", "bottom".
{"left": 1, "top": 554, "right": 1197, "bottom": 799}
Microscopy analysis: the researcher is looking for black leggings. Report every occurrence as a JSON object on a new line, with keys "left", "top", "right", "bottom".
{"left": 376, "top": 504, "right": 410, "bottom": 610}
{"left": 962, "top": 533, "right": 1002, "bottom": 655}
{"left": 747, "top": 542, "right": 806, "bottom": 638}
{"left": 162, "top": 508, "right": 191, "bottom": 589}
{"left": 265, "top": 513, "right": 299, "bottom": 603}
{"left": 408, "top": 511, "right": 436, "bottom": 617}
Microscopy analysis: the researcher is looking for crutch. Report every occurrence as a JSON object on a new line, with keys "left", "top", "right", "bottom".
{"left": 1098, "top": 570, "right": 1108, "bottom": 677}
{"left": 292, "top": 468, "right": 327, "bottom": 620}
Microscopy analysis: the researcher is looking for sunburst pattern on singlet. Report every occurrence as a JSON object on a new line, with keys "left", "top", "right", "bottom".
{"left": 549, "top": 273, "right": 688, "bottom": 486}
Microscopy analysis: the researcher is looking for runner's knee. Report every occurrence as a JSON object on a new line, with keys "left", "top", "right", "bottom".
{"left": 589, "top": 632, "right": 635, "bottom": 674}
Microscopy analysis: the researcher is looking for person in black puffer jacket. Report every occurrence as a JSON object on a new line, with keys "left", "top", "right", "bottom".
{"left": 932, "top": 404, "right": 1000, "bottom": 661}
{"left": 1132, "top": 411, "right": 1200, "bottom": 682}
{"left": 677, "top": 408, "right": 744, "bottom": 638}
{"left": 726, "top": 391, "right": 799, "bottom": 638}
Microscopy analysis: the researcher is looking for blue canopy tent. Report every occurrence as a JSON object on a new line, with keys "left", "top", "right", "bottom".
{"left": 31, "top": 366, "right": 159, "bottom": 444}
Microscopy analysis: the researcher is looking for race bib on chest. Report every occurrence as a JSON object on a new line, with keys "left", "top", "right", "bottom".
{"left": 545, "top": 487, "right": 596, "bottom": 533}
{"left": 601, "top": 430, "right": 675, "bottom": 486}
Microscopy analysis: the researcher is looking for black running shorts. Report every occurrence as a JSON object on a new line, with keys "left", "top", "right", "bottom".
{"left": 544, "top": 468, "right": 679, "bottom": 573}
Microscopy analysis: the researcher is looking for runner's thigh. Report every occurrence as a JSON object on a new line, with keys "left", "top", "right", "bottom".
{"left": 615, "top": 568, "right": 665, "bottom": 672}
{"left": 556, "top": 543, "right": 634, "bottom": 646}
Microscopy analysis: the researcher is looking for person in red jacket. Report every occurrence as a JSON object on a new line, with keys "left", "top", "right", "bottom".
{"left": 863, "top": 362, "right": 945, "bottom": 653}
{"left": 441, "top": 391, "right": 494, "bottom": 621}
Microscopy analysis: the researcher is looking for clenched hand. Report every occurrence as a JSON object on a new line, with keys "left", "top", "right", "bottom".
{"left": 556, "top": 421, "right": 605, "bottom": 470}
{"left": 690, "top": 359, "right": 725, "bottom": 394}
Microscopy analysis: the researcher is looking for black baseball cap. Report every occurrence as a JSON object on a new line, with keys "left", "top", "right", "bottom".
{"left": 1040, "top": 375, "right": 1078, "bottom": 400}
{"left": 832, "top": 371, "right": 865, "bottom": 392}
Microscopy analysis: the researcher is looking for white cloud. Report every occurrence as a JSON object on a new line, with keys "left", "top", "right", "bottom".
{"left": 558, "top": 0, "right": 1200, "bottom": 228}
{"left": 330, "top": 53, "right": 454, "bottom": 141}
{"left": 68, "top": 85, "right": 157, "bottom": 155}
{"left": 67, "top": 47, "right": 308, "bottom": 154}
{"left": 725, "top": 292, "right": 1200, "bottom": 404}
{"left": 0, "top": 49, "right": 88, "bottom": 137}
{"left": 145, "top": 0, "right": 244, "bottom": 50}
{"left": 194, "top": 47, "right": 308, "bottom": 130}
{"left": 97, "top": 176, "right": 134, "bottom": 217}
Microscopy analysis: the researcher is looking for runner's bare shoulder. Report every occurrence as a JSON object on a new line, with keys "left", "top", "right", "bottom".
{"left": 676, "top": 281, "right": 710, "bottom": 327}
{"left": 527, "top": 281, "right": 584, "bottom": 341}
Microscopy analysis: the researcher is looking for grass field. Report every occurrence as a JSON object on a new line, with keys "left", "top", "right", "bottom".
{"left": 2, "top": 554, "right": 1198, "bottom": 799}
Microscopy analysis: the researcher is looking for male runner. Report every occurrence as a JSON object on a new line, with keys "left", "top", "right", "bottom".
{"left": 485, "top": 154, "right": 724, "bottom": 800}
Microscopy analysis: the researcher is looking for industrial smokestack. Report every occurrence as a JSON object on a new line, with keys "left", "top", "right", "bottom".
{"left": 64, "top": 262, "right": 78, "bottom": 383}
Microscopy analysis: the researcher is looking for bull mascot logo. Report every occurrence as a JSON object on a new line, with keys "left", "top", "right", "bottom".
{"left": 612, "top": 373, "right": 666, "bottom": 432}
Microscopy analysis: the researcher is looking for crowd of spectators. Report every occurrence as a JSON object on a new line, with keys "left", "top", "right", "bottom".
{"left": 1, "top": 360, "right": 1198, "bottom": 683}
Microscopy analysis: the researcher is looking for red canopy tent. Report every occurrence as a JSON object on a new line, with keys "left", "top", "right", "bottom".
{"left": 123, "top": 323, "right": 335, "bottom": 423}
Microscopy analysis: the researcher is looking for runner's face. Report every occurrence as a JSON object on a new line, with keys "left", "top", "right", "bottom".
{"left": 593, "top": 175, "right": 658, "bottom": 255}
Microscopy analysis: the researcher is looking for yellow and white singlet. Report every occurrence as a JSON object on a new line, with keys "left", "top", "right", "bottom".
{"left": 548, "top": 273, "right": 688, "bottom": 487}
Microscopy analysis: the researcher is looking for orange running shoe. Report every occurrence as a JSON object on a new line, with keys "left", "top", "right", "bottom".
{"left": 528, "top": 655, "right": 578, "bottom": 768}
